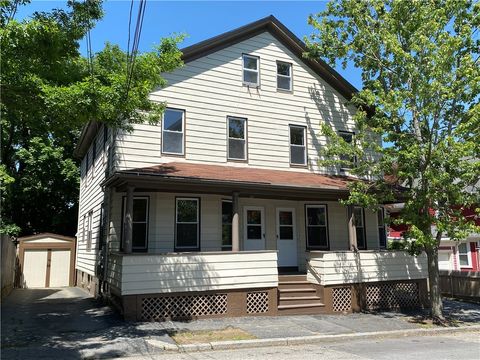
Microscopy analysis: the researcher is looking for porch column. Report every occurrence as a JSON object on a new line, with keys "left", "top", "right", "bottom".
{"left": 232, "top": 192, "right": 240, "bottom": 252}
{"left": 347, "top": 205, "right": 358, "bottom": 251}
{"left": 124, "top": 185, "right": 135, "bottom": 253}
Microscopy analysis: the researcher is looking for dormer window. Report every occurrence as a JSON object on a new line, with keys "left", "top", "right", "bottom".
{"left": 277, "top": 61, "right": 292, "bottom": 91}
{"left": 242, "top": 54, "right": 259, "bottom": 86}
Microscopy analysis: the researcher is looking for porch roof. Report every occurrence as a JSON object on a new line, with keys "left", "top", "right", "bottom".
{"left": 104, "top": 162, "right": 356, "bottom": 200}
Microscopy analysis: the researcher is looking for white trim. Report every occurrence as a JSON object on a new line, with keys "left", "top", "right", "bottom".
{"left": 161, "top": 108, "right": 185, "bottom": 156}
{"left": 289, "top": 125, "right": 306, "bottom": 166}
{"left": 457, "top": 242, "right": 472, "bottom": 268}
{"left": 175, "top": 197, "right": 200, "bottom": 250}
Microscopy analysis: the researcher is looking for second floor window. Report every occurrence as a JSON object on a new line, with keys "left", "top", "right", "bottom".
{"left": 228, "top": 116, "right": 247, "bottom": 160}
{"left": 162, "top": 108, "right": 185, "bottom": 155}
{"left": 290, "top": 125, "right": 306, "bottom": 166}
{"left": 338, "top": 131, "right": 356, "bottom": 169}
{"left": 243, "top": 54, "right": 259, "bottom": 86}
{"left": 277, "top": 61, "right": 292, "bottom": 91}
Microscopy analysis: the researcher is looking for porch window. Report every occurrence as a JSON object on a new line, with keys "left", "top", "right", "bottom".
{"left": 176, "top": 198, "right": 200, "bottom": 251}
{"left": 458, "top": 243, "right": 471, "bottom": 268}
{"left": 227, "top": 117, "right": 247, "bottom": 160}
{"left": 354, "top": 207, "right": 366, "bottom": 250}
{"left": 162, "top": 108, "right": 185, "bottom": 155}
{"left": 305, "top": 205, "right": 329, "bottom": 249}
{"left": 243, "top": 54, "right": 259, "bottom": 86}
{"left": 378, "top": 208, "right": 387, "bottom": 249}
{"left": 122, "top": 196, "right": 149, "bottom": 251}
{"left": 277, "top": 61, "right": 292, "bottom": 91}
{"left": 222, "top": 200, "right": 233, "bottom": 250}
{"left": 338, "top": 131, "right": 356, "bottom": 169}
{"left": 290, "top": 125, "right": 306, "bottom": 166}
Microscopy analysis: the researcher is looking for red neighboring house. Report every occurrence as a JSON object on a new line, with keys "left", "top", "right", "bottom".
{"left": 387, "top": 205, "right": 480, "bottom": 272}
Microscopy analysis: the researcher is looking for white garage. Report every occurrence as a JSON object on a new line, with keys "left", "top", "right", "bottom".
{"left": 18, "top": 233, "right": 76, "bottom": 288}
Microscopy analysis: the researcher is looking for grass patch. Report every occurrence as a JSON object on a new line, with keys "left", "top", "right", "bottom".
{"left": 171, "top": 326, "right": 256, "bottom": 344}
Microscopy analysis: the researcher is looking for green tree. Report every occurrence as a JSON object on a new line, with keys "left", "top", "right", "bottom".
{"left": 1, "top": 0, "right": 183, "bottom": 236}
{"left": 307, "top": 0, "right": 479, "bottom": 322}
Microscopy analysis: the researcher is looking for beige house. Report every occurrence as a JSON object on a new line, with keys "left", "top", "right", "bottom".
{"left": 74, "top": 16, "right": 428, "bottom": 320}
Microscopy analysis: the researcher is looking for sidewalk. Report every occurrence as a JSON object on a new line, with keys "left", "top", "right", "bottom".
{"left": 2, "top": 288, "right": 479, "bottom": 359}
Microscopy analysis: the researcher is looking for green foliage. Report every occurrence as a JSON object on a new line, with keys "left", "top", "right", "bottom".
{"left": 1, "top": 0, "right": 184, "bottom": 235}
{"left": 307, "top": 0, "right": 479, "bottom": 319}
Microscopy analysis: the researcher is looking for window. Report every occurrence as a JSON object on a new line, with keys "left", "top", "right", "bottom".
{"left": 85, "top": 152, "right": 89, "bottom": 186}
{"left": 87, "top": 210, "right": 93, "bottom": 252}
{"left": 103, "top": 125, "right": 108, "bottom": 152}
{"left": 290, "top": 125, "right": 306, "bottom": 166}
{"left": 378, "top": 208, "right": 387, "bottom": 249}
{"left": 99, "top": 203, "right": 106, "bottom": 251}
{"left": 242, "top": 54, "right": 259, "bottom": 86}
{"left": 277, "top": 61, "right": 292, "bottom": 91}
{"left": 227, "top": 116, "right": 247, "bottom": 160}
{"left": 222, "top": 200, "right": 233, "bottom": 250}
{"left": 458, "top": 243, "right": 471, "bottom": 268}
{"left": 82, "top": 214, "right": 87, "bottom": 242}
{"left": 354, "top": 207, "right": 366, "bottom": 250}
{"left": 338, "top": 131, "right": 356, "bottom": 169}
{"left": 122, "top": 197, "right": 149, "bottom": 251}
{"left": 175, "top": 198, "right": 200, "bottom": 250}
{"left": 306, "top": 205, "right": 329, "bottom": 249}
{"left": 162, "top": 108, "right": 185, "bottom": 155}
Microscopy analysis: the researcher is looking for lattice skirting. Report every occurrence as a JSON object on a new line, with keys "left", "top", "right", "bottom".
{"left": 365, "top": 282, "right": 420, "bottom": 310}
{"left": 247, "top": 291, "right": 269, "bottom": 314}
{"left": 332, "top": 287, "right": 352, "bottom": 312}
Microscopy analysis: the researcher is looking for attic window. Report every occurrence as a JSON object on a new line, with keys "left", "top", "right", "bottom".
{"left": 277, "top": 61, "right": 292, "bottom": 91}
{"left": 243, "top": 54, "right": 259, "bottom": 86}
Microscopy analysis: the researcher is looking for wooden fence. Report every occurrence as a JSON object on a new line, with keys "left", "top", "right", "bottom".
{"left": 439, "top": 270, "right": 480, "bottom": 300}
{"left": 1, "top": 234, "right": 18, "bottom": 299}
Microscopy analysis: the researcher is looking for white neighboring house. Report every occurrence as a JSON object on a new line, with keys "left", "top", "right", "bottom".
{"left": 74, "top": 16, "right": 428, "bottom": 320}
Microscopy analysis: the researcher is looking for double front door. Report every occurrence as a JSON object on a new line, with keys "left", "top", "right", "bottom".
{"left": 243, "top": 206, "right": 297, "bottom": 267}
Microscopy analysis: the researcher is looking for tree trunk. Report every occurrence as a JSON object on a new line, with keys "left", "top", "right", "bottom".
{"left": 425, "top": 245, "right": 444, "bottom": 323}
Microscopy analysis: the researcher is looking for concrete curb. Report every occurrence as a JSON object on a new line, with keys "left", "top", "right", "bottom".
{"left": 146, "top": 325, "right": 480, "bottom": 353}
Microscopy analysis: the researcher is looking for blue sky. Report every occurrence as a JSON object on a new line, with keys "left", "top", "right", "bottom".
{"left": 16, "top": 1, "right": 361, "bottom": 89}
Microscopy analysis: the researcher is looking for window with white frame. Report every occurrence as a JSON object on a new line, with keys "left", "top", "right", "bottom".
{"left": 378, "top": 208, "right": 387, "bottom": 249}
{"left": 227, "top": 116, "right": 247, "bottom": 160}
{"left": 222, "top": 200, "right": 233, "bottom": 250}
{"left": 458, "top": 243, "right": 471, "bottom": 268}
{"left": 290, "top": 125, "right": 306, "bottom": 166}
{"left": 306, "top": 205, "right": 329, "bottom": 249}
{"left": 122, "top": 197, "right": 149, "bottom": 251}
{"left": 338, "top": 131, "right": 356, "bottom": 169}
{"left": 162, "top": 108, "right": 185, "bottom": 155}
{"left": 277, "top": 61, "right": 292, "bottom": 91}
{"left": 354, "top": 207, "right": 366, "bottom": 250}
{"left": 87, "top": 210, "right": 93, "bottom": 251}
{"left": 175, "top": 198, "right": 200, "bottom": 250}
{"left": 242, "top": 54, "right": 259, "bottom": 86}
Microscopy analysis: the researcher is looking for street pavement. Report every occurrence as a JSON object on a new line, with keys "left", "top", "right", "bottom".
{"left": 1, "top": 287, "right": 479, "bottom": 359}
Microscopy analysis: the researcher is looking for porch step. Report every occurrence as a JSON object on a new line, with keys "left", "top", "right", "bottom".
{"left": 278, "top": 288, "right": 316, "bottom": 297}
{"left": 278, "top": 295, "right": 322, "bottom": 306}
{"left": 277, "top": 274, "right": 325, "bottom": 314}
{"left": 278, "top": 274, "right": 307, "bottom": 282}
{"left": 278, "top": 280, "right": 312, "bottom": 289}
{"left": 277, "top": 302, "right": 325, "bottom": 315}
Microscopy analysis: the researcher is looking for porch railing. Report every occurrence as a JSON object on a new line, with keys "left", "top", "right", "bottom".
{"left": 307, "top": 250, "right": 427, "bottom": 286}
{"left": 107, "top": 250, "right": 278, "bottom": 296}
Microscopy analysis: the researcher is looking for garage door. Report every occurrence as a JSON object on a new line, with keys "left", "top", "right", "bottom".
{"left": 23, "top": 250, "right": 48, "bottom": 288}
{"left": 438, "top": 252, "right": 451, "bottom": 271}
{"left": 23, "top": 249, "right": 71, "bottom": 288}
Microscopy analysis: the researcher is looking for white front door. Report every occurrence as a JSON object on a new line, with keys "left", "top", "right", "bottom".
{"left": 276, "top": 208, "right": 297, "bottom": 267}
{"left": 244, "top": 207, "right": 265, "bottom": 250}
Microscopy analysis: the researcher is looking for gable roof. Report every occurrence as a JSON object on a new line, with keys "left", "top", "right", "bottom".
{"left": 74, "top": 15, "right": 359, "bottom": 158}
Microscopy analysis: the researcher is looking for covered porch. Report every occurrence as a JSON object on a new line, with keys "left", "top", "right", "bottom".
{"left": 102, "top": 162, "right": 428, "bottom": 320}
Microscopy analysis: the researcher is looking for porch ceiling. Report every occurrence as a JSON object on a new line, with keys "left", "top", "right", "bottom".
{"left": 103, "top": 162, "right": 353, "bottom": 201}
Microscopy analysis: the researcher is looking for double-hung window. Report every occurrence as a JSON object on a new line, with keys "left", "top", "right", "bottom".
{"left": 122, "top": 197, "right": 149, "bottom": 251}
{"left": 306, "top": 205, "right": 329, "bottom": 249}
{"left": 242, "top": 54, "right": 259, "bottom": 86}
{"left": 354, "top": 207, "right": 366, "bottom": 250}
{"left": 458, "top": 243, "right": 471, "bottom": 268}
{"left": 377, "top": 208, "right": 387, "bottom": 249}
{"left": 338, "top": 131, "right": 356, "bottom": 169}
{"left": 87, "top": 210, "right": 93, "bottom": 251}
{"left": 221, "top": 200, "right": 233, "bottom": 250}
{"left": 290, "top": 125, "right": 306, "bottom": 166}
{"left": 277, "top": 61, "right": 292, "bottom": 91}
{"left": 175, "top": 198, "right": 200, "bottom": 251}
{"left": 162, "top": 108, "right": 185, "bottom": 155}
{"left": 227, "top": 116, "right": 247, "bottom": 160}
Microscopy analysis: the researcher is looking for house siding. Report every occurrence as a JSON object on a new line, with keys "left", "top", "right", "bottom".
{"left": 114, "top": 31, "right": 368, "bottom": 173}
